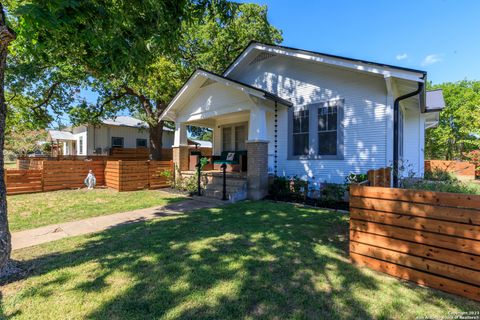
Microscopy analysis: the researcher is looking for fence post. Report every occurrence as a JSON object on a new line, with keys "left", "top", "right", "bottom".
{"left": 221, "top": 163, "right": 227, "bottom": 201}
{"left": 196, "top": 159, "right": 202, "bottom": 196}
{"left": 118, "top": 160, "right": 123, "bottom": 191}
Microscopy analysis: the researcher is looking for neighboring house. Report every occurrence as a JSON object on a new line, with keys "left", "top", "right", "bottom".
{"left": 160, "top": 41, "right": 445, "bottom": 200}
{"left": 47, "top": 116, "right": 174, "bottom": 156}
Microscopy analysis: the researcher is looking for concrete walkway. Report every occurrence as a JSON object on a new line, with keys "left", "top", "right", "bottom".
{"left": 12, "top": 195, "right": 225, "bottom": 250}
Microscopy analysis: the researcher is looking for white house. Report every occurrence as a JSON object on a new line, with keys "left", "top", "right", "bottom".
{"left": 47, "top": 116, "right": 174, "bottom": 156}
{"left": 160, "top": 42, "right": 445, "bottom": 200}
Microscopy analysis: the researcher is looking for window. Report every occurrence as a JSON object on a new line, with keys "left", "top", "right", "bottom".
{"left": 222, "top": 127, "right": 232, "bottom": 151}
{"left": 289, "top": 99, "right": 344, "bottom": 159}
{"left": 111, "top": 137, "right": 124, "bottom": 148}
{"left": 136, "top": 138, "right": 148, "bottom": 148}
{"left": 235, "top": 125, "right": 246, "bottom": 151}
{"left": 292, "top": 108, "right": 309, "bottom": 156}
{"left": 318, "top": 103, "right": 338, "bottom": 155}
{"left": 78, "top": 136, "right": 83, "bottom": 155}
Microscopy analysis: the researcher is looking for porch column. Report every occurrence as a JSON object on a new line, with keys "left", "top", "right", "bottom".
{"left": 172, "top": 123, "right": 189, "bottom": 172}
{"left": 246, "top": 106, "right": 269, "bottom": 200}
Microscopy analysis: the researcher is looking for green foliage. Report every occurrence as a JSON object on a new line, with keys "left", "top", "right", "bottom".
{"left": 344, "top": 173, "right": 368, "bottom": 185}
{"left": 402, "top": 178, "right": 480, "bottom": 195}
{"left": 5, "top": 129, "right": 46, "bottom": 156}
{"left": 5, "top": 1, "right": 282, "bottom": 158}
{"left": 320, "top": 183, "right": 347, "bottom": 204}
{"left": 423, "top": 168, "right": 456, "bottom": 182}
{"left": 425, "top": 81, "right": 480, "bottom": 160}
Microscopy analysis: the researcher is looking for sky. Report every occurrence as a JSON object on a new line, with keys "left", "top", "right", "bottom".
{"left": 237, "top": 0, "right": 480, "bottom": 84}
{"left": 62, "top": 0, "right": 477, "bottom": 128}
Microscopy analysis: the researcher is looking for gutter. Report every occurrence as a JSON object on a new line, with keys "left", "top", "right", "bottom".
{"left": 393, "top": 81, "right": 424, "bottom": 187}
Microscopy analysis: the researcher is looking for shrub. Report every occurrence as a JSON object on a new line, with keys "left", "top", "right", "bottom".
{"left": 424, "top": 168, "right": 456, "bottom": 182}
{"left": 320, "top": 183, "right": 347, "bottom": 204}
{"left": 402, "top": 178, "right": 480, "bottom": 195}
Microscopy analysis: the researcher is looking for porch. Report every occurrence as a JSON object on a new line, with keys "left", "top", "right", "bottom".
{"left": 160, "top": 69, "right": 292, "bottom": 200}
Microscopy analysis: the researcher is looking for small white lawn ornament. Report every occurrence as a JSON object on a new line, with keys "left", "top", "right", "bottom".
{"left": 84, "top": 170, "right": 97, "bottom": 189}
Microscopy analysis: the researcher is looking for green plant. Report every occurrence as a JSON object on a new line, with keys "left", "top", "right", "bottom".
{"left": 344, "top": 173, "right": 368, "bottom": 185}
{"left": 320, "top": 183, "right": 347, "bottom": 204}
{"left": 402, "top": 179, "right": 480, "bottom": 195}
{"left": 159, "top": 169, "right": 175, "bottom": 187}
{"left": 424, "top": 168, "right": 457, "bottom": 182}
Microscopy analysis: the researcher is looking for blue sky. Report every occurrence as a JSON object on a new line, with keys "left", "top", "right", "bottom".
{"left": 62, "top": 0, "right": 476, "bottom": 127}
{"left": 239, "top": 0, "right": 480, "bottom": 84}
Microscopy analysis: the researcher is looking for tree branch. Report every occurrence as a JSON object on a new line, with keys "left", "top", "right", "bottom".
{"left": 32, "top": 82, "right": 60, "bottom": 111}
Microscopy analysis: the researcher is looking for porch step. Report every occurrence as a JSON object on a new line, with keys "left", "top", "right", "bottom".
{"left": 202, "top": 189, "right": 247, "bottom": 202}
{"left": 181, "top": 171, "right": 248, "bottom": 203}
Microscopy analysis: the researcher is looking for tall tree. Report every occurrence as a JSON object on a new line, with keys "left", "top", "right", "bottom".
{"left": 8, "top": 2, "right": 281, "bottom": 160}
{"left": 0, "top": 3, "right": 16, "bottom": 272}
{"left": 1, "top": 0, "right": 223, "bottom": 272}
{"left": 425, "top": 81, "right": 480, "bottom": 160}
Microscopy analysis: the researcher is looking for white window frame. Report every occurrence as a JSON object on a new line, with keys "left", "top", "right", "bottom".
{"left": 288, "top": 99, "right": 344, "bottom": 160}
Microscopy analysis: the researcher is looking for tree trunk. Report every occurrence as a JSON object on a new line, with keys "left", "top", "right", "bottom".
{"left": 0, "top": 6, "right": 16, "bottom": 271}
{"left": 149, "top": 120, "right": 164, "bottom": 160}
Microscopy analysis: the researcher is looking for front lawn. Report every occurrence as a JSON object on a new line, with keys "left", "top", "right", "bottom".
{"left": 8, "top": 189, "right": 183, "bottom": 232}
{"left": 2, "top": 201, "right": 478, "bottom": 319}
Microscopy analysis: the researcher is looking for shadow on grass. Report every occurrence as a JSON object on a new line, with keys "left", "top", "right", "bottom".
{"left": 2, "top": 201, "right": 476, "bottom": 319}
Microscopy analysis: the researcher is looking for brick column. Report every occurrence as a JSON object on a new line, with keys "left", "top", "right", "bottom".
{"left": 246, "top": 141, "right": 269, "bottom": 200}
{"left": 172, "top": 145, "right": 189, "bottom": 173}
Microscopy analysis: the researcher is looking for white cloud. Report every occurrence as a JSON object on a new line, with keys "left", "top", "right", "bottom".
{"left": 396, "top": 53, "right": 408, "bottom": 60}
{"left": 421, "top": 54, "right": 443, "bottom": 66}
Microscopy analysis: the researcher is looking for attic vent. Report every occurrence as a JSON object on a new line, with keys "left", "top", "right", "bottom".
{"left": 201, "top": 78, "right": 216, "bottom": 88}
{"left": 249, "top": 52, "right": 276, "bottom": 65}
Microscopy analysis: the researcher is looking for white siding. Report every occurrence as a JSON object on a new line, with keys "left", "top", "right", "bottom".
{"left": 403, "top": 107, "right": 424, "bottom": 177}
{"left": 72, "top": 126, "right": 87, "bottom": 155}
{"left": 231, "top": 55, "right": 389, "bottom": 183}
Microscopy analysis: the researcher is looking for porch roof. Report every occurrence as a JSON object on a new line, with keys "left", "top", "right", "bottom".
{"left": 160, "top": 68, "right": 292, "bottom": 122}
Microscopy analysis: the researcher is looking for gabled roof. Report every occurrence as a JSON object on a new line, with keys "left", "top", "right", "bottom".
{"left": 161, "top": 68, "right": 293, "bottom": 121}
{"left": 102, "top": 116, "right": 147, "bottom": 128}
{"left": 48, "top": 130, "right": 76, "bottom": 141}
{"left": 224, "top": 41, "right": 426, "bottom": 83}
{"left": 101, "top": 116, "right": 173, "bottom": 131}
{"left": 188, "top": 139, "right": 212, "bottom": 148}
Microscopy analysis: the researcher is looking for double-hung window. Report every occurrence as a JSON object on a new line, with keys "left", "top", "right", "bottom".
{"left": 292, "top": 107, "right": 309, "bottom": 156}
{"left": 289, "top": 99, "right": 344, "bottom": 159}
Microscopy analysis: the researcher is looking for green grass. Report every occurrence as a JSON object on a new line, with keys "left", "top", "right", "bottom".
{"left": 1, "top": 201, "right": 478, "bottom": 319}
{"left": 4, "top": 162, "right": 16, "bottom": 169}
{"left": 8, "top": 189, "right": 183, "bottom": 232}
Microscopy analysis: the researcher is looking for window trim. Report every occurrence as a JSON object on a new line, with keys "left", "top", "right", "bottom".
{"left": 111, "top": 136, "right": 124, "bottom": 148}
{"left": 136, "top": 138, "right": 148, "bottom": 148}
{"left": 288, "top": 99, "right": 344, "bottom": 160}
{"left": 78, "top": 136, "right": 83, "bottom": 155}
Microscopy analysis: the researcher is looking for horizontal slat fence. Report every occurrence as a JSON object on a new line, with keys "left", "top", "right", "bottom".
{"left": 425, "top": 160, "right": 475, "bottom": 177}
{"left": 42, "top": 161, "right": 106, "bottom": 192}
{"left": 105, "top": 160, "right": 173, "bottom": 191}
{"left": 349, "top": 185, "right": 480, "bottom": 302}
{"left": 5, "top": 170, "right": 43, "bottom": 195}
{"left": 366, "top": 167, "right": 391, "bottom": 187}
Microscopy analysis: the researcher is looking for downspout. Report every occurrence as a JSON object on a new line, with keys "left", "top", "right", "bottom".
{"left": 393, "top": 81, "right": 424, "bottom": 187}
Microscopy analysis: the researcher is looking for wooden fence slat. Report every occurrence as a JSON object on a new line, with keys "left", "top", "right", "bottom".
{"left": 350, "top": 184, "right": 480, "bottom": 210}
{"left": 350, "top": 241, "right": 480, "bottom": 287}
{"left": 350, "top": 253, "right": 480, "bottom": 302}
{"left": 350, "top": 208, "right": 480, "bottom": 240}
{"left": 350, "top": 230, "right": 480, "bottom": 271}
{"left": 350, "top": 194, "right": 480, "bottom": 225}
{"left": 350, "top": 220, "right": 480, "bottom": 256}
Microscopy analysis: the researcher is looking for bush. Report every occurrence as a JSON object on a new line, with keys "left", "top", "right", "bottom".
{"left": 424, "top": 168, "right": 456, "bottom": 182}
{"left": 402, "top": 178, "right": 480, "bottom": 195}
{"left": 320, "top": 183, "right": 347, "bottom": 204}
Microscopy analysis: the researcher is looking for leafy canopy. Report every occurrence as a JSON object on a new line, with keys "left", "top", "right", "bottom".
{"left": 425, "top": 80, "right": 480, "bottom": 160}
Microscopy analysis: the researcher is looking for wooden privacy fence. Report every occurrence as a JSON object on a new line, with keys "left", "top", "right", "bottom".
{"left": 42, "top": 160, "right": 105, "bottom": 192}
{"left": 366, "top": 167, "right": 391, "bottom": 187}
{"left": 105, "top": 160, "right": 173, "bottom": 191}
{"left": 5, "top": 170, "right": 43, "bottom": 195}
{"left": 349, "top": 185, "right": 480, "bottom": 302}
{"left": 425, "top": 160, "right": 476, "bottom": 178}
